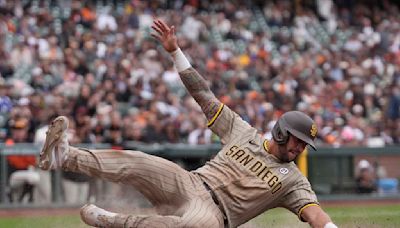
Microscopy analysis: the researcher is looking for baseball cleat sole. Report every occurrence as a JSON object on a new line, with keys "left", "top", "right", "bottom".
{"left": 39, "top": 116, "right": 69, "bottom": 170}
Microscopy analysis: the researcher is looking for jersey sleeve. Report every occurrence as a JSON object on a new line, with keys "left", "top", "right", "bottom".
{"left": 280, "top": 175, "right": 319, "bottom": 222}
{"left": 207, "top": 104, "right": 254, "bottom": 144}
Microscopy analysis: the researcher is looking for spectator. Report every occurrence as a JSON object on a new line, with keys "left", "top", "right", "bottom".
{"left": 104, "top": 124, "right": 124, "bottom": 149}
{"left": 8, "top": 165, "right": 40, "bottom": 203}
{"left": 0, "top": 77, "right": 12, "bottom": 116}
{"left": 9, "top": 37, "right": 34, "bottom": 70}
{"left": 188, "top": 119, "right": 213, "bottom": 145}
{"left": 96, "top": 7, "right": 118, "bottom": 32}
{"left": 5, "top": 116, "right": 37, "bottom": 202}
{"left": 0, "top": 0, "right": 398, "bottom": 150}
{"left": 355, "top": 159, "right": 377, "bottom": 194}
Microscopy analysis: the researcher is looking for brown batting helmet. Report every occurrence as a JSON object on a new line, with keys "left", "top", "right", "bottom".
{"left": 271, "top": 111, "right": 317, "bottom": 150}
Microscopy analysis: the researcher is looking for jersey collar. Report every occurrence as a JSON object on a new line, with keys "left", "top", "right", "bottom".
{"left": 263, "top": 139, "right": 269, "bottom": 153}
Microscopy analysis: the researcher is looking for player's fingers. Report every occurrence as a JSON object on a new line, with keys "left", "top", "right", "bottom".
{"left": 170, "top": 26, "right": 175, "bottom": 35}
{"left": 153, "top": 19, "right": 162, "bottom": 29}
{"left": 151, "top": 20, "right": 162, "bottom": 33}
{"left": 151, "top": 25, "right": 163, "bottom": 36}
{"left": 157, "top": 19, "right": 171, "bottom": 32}
{"left": 150, "top": 33, "right": 162, "bottom": 41}
{"left": 154, "top": 19, "right": 169, "bottom": 33}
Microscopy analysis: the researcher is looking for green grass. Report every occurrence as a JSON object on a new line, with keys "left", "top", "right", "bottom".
{"left": 0, "top": 215, "right": 87, "bottom": 228}
{"left": 1, "top": 204, "right": 399, "bottom": 228}
{"left": 250, "top": 204, "right": 400, "bottom": 228}
{"left": 0, "top": 214, "right": 84, "bottom": 228}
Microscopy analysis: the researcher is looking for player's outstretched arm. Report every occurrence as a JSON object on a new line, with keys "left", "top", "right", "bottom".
{"left": 151, "top": 19, "right": 221, "bottom": 121}
{"left": 301, "top": 205, "right": 338, "bottom": 228}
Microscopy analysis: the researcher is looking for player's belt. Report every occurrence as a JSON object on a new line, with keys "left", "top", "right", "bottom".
{"left": 203, "top": 181, "right": 228, "bottom": 227}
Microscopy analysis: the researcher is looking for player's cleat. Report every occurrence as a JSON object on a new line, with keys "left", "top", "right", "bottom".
{"left": 80, "top": 204, "right": 117, "bottom": 227}
{"left": 39, "top": 116, "right": 70, "bottom": 170}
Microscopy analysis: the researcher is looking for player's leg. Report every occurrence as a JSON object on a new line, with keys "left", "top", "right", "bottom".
{"left": 41, "top": 116, "right": 225, "bottom": 227}
{"left": 64, "top": 146, "right": 197, "bottom": 207}
{"left": 39, "top": 116, "right": 197, "bottom": 210}
{"left": 80, "top": 203, "right": 184, "bottom": 228}
{"left": 80, "top": 189, "right": 224, "bottom": 228}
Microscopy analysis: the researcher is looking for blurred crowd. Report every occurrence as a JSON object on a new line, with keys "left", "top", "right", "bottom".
{"left": 0, "top": 0, "right": 399, "bottom": 153}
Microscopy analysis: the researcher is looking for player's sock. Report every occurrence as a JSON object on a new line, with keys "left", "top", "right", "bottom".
{"left": 54, "top": 133, "right": 69, "bottom": 167}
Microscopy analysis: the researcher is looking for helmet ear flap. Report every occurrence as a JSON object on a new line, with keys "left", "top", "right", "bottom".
{"left": 272, "top": 120, "right": 289, "bottom": 145}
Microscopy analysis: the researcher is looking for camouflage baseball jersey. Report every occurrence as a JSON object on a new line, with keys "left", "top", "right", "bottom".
{"left": 193, "top": 104, "right": 319, "bottom": 228}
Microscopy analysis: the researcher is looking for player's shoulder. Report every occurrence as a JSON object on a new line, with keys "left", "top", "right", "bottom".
{"left": 286, "top": 162, "right": 308, "bottom": 179}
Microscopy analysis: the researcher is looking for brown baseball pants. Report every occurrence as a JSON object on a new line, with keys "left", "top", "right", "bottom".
{"left": 63, "top": 147, "right": 225, "bottom": 228}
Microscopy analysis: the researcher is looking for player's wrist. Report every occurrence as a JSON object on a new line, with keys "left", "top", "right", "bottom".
{"left": 170, "top": 48, "right": 191, "bottom": 72}
{"left": 324, "top": 222, "right": 338, "bottom": 228}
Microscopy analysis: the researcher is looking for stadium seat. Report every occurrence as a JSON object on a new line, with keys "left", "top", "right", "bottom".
{"left": 377, "top": 178, "right": 399, "bottom": 195}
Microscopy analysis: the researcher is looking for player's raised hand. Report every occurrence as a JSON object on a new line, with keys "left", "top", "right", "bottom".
{"left": 151, "top": 19, "right": 178, "bottom": 53}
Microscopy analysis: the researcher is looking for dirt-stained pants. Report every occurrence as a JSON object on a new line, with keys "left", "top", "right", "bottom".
{"left": 63, "top": 147, "right": 224, "bottom": 228}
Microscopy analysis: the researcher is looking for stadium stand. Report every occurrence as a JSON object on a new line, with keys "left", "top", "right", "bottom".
{"left": 0, "top": 0, "right": 399, "bottom": 148}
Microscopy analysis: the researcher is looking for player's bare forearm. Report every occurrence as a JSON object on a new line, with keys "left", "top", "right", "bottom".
{"left": 302, "top": 205, "right": 336, "bottom": 228}
{"left": 151, "top": 19, "right": 221, "bottom": 120}
{"left": 179, "top": 67, "right": 221, "bottom": 120}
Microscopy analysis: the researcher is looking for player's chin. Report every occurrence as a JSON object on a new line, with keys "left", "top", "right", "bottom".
{"left": 281, "top": 154, "right": 295, "bottom": 163}
{"left": 288, "top": 151, "right": 299, "bottom": 161}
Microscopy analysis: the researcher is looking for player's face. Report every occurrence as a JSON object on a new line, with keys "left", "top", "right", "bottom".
{"left": 279, "top": 135, "right": 307, "bottom": 162}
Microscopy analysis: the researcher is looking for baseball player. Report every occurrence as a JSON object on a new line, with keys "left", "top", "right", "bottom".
{"left": 38, "top": 19, "right": 337, "bottom": 228}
